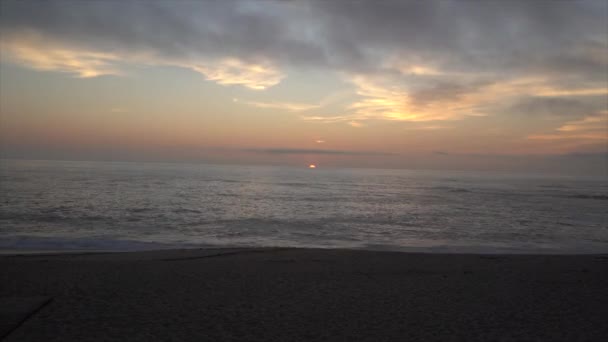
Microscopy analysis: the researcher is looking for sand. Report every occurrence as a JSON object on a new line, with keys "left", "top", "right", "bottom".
{"left": 1, "top": 248, "right": 607, "bottom": 341}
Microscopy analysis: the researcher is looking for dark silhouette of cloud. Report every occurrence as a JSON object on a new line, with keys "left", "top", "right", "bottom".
{"left": 509, "top": 96, "right": 604, "bottom": 118}
{"left": 0, "top": 1, "right": 326, "bottom": 68}
{"left": 1, "top": 0, "right": 605, "bottom": 78}
{"left": 244, "top": 148, "right": 395, "bottom": 156}
{"left": 410, "top": 81, "right": 488, "bottom": 107}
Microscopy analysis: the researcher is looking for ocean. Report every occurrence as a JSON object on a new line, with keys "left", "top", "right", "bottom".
{"left": 1, "top": 159, "right": 607, "bottom": 253}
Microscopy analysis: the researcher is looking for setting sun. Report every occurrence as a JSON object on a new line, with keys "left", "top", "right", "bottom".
{"left": 308, "top": 164, "right": 317, "bottom": 169}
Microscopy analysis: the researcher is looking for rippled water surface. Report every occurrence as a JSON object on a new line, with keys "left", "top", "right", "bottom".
{"left": 1, "top": 159, "right": 607, "bottom": 253}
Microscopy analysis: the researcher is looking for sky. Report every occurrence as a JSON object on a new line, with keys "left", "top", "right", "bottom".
{"left": 0, "top": 0, "right": 606, "bottom": 175}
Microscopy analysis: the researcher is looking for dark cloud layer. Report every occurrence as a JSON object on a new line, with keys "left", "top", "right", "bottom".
{"left": 317, "top": 1, "right": 606, "bottom": 78}
{"left": 410, "top": 81, "right": 487, "bottom": 107}
{"left": 1, "top": 0, "right": 605, "bottom": 79}
{"left": 509, "top": 96, "right": 605, "bottom": 118}
{"left": 244, "top": 148, "right": 394, "bottom": 156}
{"left": 0, "top": 1, "right": 325, "bottom": 66}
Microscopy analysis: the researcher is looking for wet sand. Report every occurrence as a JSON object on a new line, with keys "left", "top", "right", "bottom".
{"left": 1, "top": 248, "right": 607, "bottom": 341}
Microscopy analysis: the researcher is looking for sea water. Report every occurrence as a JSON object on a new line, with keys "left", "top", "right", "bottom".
{"left": 1, "top": 159, "right": 607, "bottom": 253}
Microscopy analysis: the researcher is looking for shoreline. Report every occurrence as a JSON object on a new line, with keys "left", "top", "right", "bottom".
{"left": 2, "top": 247, "right": 608, "bottom": 341}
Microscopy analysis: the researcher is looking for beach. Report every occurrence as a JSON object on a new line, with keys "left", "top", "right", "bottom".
{"left": 1, "top": 248, "right": 607, "bottom": 341}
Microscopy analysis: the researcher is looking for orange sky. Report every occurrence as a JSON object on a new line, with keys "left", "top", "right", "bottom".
{"left": 0, "top": 1, "right": 606, "bottom": 175}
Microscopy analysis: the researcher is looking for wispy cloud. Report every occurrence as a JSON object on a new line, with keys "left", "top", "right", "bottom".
{"left": 298, "top": 115, "right": 367, "bottom": 128}
{"left": 397, "top": 64, "right": 443, "bottom": 76}
{"left": 189, "top": 58, "right": 283, "bottom": 90}
{"left": 528, "top": 114, "right": 608, "bottom": 141}
{"left": 1, "top": 35, "right": 284, "bottom": 90}
{"left": 533, "top": 88, "right": 608, "bottom": 97}
{"left": 1, "top": 36, "right": 121, "bottom": 78}
{"left": 300, "top": 115, "right": 359, "bottom": 123}
{"left": 326, "top": 74, "right": 489, "bottom": 124}
{"left": 234, "top": 91, "right": 352, "bottom": 113}
{"left": 233, "top": 99, "right": 319, "bottom": 112}
{"left": 341, "top": 72, "right": 607, "bottom": 127}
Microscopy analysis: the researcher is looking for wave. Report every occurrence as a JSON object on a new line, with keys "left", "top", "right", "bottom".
{"left": 429, "top": 186, "right": 472, "bottom": 193}
{"left": 0, "top": 212, "right": 65, "bottom": 223}
{"left": 447, "top": 188, "right": 471, "bottom": 193}
{"left": 567, "top": 194, "right": 608, "bottom": 200}
{"left": 172, "top": 208, "right": 202, "bottom": 214}
{"left": 0, "top": 235, "right": 194, "bottom": 252}
{"left": 217, "top": 193, "right": 239, "bottom": 197}
{"left": 127, "top": 207, "right": 154, "bottom": 213}
{"left": 537, "top": 184, "right": 569, "bottom": 189}
{"left": 0, "top": 211, "right": 109, "bottom": 223}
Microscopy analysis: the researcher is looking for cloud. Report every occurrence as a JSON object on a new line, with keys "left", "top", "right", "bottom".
{"left": 1, "top": 0, "right": 605, "bottom": 127}
{"left": 0, "top": 35, "right": 122, "bottom": 77}
{"left": 345, "top": 74, "right": 492, "bottom": 123}
{"left": 0, "top": 1, "right": 324, "bottom": 75}
{"left": 297, "top": 73, "right": 495, "bottom": 125}
{"left": 534, "top": 88, "right": 608, "bottom": 97}
{"left": 528, "top": 114, "right": 608, "bottom": 141}
{"left": 395, "top": 64, "right": 443, "bottom": 76}
{"left": 409, "top": 81, "right": 486, "bottom": 107}
{"left": 189, "top": 58, "right": 283, "bottom": 90}
{"left": 234, "top": 91, "right": 350, "bottom": 112}
{"left": 3, "top": 1, "right": 604, "bottom": 79}
{"left": 1, "top": 34, "right": 284, "bottom": 89}
{"left": 244, "top": 148, "right": 394, "bottom": 156}
{"left": 509, "top": 96, "right": 601, "bottom": 118}
{"left": 234, "top": 98, "right": 319, "bottom": 111}
{"left": 314, "top": 1, "right": 606, "bottom": 77}
{"left": 300, "top": 115, "right": 357, "bottom": 123}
